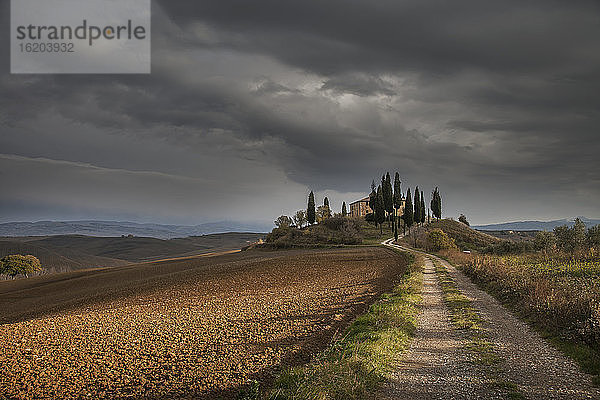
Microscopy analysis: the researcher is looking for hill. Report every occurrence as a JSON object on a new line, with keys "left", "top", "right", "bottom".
{"left": 0, "top": 233, "right": 265, "bottom": 273}
{"left": 402, "top": 218, "right": 501, "bottom": 251}
{"left": 0, "top": 239, "right": 128, "bottom": 274}
{"left": 261, "top": 217, "right": 364, "bottom": 248}
{"left": 0, "top": 220, "right": 271, "bottom": 239}
{"left": 472, "top": 217, "right": 600, "bottom": 231}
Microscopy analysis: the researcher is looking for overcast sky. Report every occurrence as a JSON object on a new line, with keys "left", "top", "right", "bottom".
{"left": 1, "top": 0, "right": 599, "bottom": 226}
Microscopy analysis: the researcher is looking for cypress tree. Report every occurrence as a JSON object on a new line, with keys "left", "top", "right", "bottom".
{"left": 403, "top": 188, "right": 414, "bottom": 231}
{"left": 383, "top": 173, "right": 393, "bottom": 227}
{"left": 393, "top": 172, "right": 402, "bottom": 210}
{"left": 393, "top": 172, "right": 402, "bottom": 239}
{"left": 342, "top": 202, "right": 347, "bottom": 216}
{"left": 307, "top": 191, "right": 316, "bottom": 225}
{"left": 414, "top": 186, "right": 421, "bottom": 225}
{"left": 436, "top": 188, "right": 442, "bottom": 219}
{"left": 420, "top": 190, "right": 426, "bottom": 225}
{"left": 430, "top": 188, "right": 436, "bottom": 219}
{"left": 323, "top": 196, "right": 331, "bottom": 218}
{"left": 431, "top": 187, "right": 442, "bottom": 219}
{"left": 375, "top": 185, "right": 386, "bottom": 234}
{"left": 369, "top": 180, "right": 377, "bottom": 212}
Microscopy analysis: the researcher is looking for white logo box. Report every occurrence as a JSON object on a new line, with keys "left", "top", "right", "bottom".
{"left": 11, "top": 0, "right": 151, "bottom": 74}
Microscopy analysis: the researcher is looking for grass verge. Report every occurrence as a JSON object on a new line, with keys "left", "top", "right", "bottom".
{"left": 434, "top": 260, "right": 524, "bottom": 399}
{"left": 240, "top": 250, "right": 422, "bottom": 400}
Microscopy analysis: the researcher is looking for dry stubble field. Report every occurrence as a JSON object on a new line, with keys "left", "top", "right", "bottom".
{"left": 0, "top": 247, "right": 408, "bottom": 399}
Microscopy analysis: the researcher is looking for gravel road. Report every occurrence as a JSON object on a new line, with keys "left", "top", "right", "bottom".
{"left": 378, "top": 253, "right": 497, "bottom": 400}
{"left": 381, "top": 239, "right": 600, "bottom": 400}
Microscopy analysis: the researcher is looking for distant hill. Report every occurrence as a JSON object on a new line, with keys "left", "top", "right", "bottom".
{"left": 473, "top": 217, "right": 600, "bottom": 231}
{"left": 0, "top": 239, "right": 129, "bottom": 274}
{"left": 0, "top": 220, "right": 271, "bottom": 239}
{"left": 0, "top": 233, "right": 265, "bottom": 274}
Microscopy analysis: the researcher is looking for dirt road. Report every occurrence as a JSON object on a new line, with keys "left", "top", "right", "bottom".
{"left": 382, "top": 238, "right": 600, "bottom": 399}
{"left": 0, "top": 247, "right": 409, "bottom": 399}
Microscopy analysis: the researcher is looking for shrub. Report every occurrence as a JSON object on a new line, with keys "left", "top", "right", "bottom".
{"left": 426, "top": 229, "right": 457, "bottom": 252}
{"left": 554, "top": 219, "right": 587, "bottom": 254}
{"left": 274, "top": 215, "right": 293, "bottom": 228}
{"left": 587, "top": 225, "right": 600, "bottom": 250}
{"left": 265, "top": 226, "right": 293, "bottom": 243}
{"left": 534, "top": 231, "right": 556, "bottom": 252}
{"left": 0, "top": 254, "right": 42, "bottom": 277}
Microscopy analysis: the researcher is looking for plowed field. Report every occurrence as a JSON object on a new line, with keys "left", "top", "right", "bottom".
{"left": 0, "top": 247, "right": 408, "bottom": 399}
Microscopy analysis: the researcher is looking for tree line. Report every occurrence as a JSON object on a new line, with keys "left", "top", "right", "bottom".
{"left": 535, "top": 218, "right": 600, "bottom": 255}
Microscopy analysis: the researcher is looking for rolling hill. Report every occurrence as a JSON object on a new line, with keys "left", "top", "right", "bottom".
{"left": 0, "top": 220, "right": 271, "bottom": 239}
{"left": 0, "top": 233, "right": 265, "bottom": 273}
{"left": 402, "top": 218, "right": 501, "bottom": 251}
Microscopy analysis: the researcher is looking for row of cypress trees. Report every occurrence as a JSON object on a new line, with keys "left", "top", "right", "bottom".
{"left": 368, "top": 173, "right": 442, "bottom": 240}
{"left": 305, "top": 175, "right": 442, "bottom": 238}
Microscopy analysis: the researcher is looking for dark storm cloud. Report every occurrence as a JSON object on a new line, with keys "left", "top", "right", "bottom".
{"left": 1, "top": 0, "right": 599, "bottom": 224}
{"left": 158, "top": 0, "right": 600, "bottom": 74}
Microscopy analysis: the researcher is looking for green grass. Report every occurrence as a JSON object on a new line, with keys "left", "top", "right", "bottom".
{"left": 256, "top": 251, "right": 422, "bottom": 400}
{"left": 358, "top": 220, "right": 394, "bottom": 246}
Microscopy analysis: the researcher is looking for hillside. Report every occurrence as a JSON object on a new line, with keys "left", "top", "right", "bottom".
{"left": 0, "top": 233, "right": 265, "bottom": 273}
{"left": 0, "top": 220, "right": 271, "bottom": 239}
{"left": 402, "top": 218, "right": 500, "bottom": 251}
{"left": 0, "top": 239, "right": 129, "bottom": 273}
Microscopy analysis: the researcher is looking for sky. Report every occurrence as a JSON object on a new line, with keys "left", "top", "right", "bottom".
{"left": 1, "top": 0, "right": 599, "bottom": 226}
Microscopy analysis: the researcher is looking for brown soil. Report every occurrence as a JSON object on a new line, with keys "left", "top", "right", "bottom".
{"left": 0, "top": 247, "right": 408, "bottom": 399}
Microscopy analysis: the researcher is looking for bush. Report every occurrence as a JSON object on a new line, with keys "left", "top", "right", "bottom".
{"left": 587, "top": 225, "right": 600, "bottom": 250}
{"left": 554, "top": 219, "right": 587, "bottom": 254}
{"left": 265, "top": 226, "right": 293, "bottom": 243}
{"left": 274, "top": 215, "right": 293, "bottom": 228}
{"left": 426, "top": 229, "right": 457, "bottom": 251}
{"left": 534, "top": 231, "right": 556, "bottom": 252}
{"left": 0, "top": 254, "right": 42, "bottom": 277}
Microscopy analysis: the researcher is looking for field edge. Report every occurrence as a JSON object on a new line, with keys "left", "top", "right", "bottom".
{"left": 238, "top": 248, "right": 422, "bottom": 400}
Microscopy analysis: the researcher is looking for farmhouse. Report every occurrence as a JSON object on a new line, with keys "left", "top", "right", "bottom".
{"left": 349, "top": 197, "right": 371, "bottom": 218}
{"left": 349, "top": 196, "right": 406, "bottom": 218}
